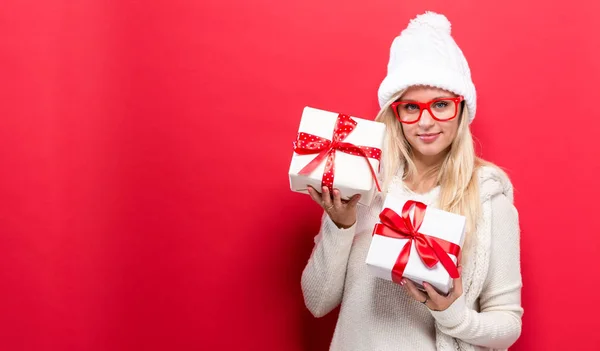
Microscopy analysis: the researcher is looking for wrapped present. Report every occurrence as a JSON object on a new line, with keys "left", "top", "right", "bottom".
{"left": 365, "top": 194, "right": 466, "bottom": 294}
{"left": 288, "top": 107, "right": 386, "bottom": 206}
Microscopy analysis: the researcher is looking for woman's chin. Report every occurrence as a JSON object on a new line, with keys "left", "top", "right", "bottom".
{"left": 407, "top": 136, "right": 452, "bottom": 158}
{"left": 413, "top": 145, "right": 446, "bottom": 157}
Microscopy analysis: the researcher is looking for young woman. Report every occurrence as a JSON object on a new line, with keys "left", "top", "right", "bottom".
{"left": 301, "top": 12, "right": 523, "bottom": 351}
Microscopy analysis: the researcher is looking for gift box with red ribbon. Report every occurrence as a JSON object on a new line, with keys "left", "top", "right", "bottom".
{"left": 365, "top": 194, "right": 466, "bottom": 294}
{"left": 289, "top": 107, "right": 386, "bottom": 206}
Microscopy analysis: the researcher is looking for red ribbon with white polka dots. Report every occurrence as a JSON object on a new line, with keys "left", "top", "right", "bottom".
{"left": 293, "top": 113, "right": 382, "bottom": 193}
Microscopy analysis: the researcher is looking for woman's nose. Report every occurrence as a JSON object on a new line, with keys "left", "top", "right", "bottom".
{"left": 418, "top": 109, "right": 435, "bottom": 127}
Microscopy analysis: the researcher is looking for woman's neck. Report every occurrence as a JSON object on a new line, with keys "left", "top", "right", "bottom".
{"left": 404, "top": 151, "right": 446, "bottom": 194}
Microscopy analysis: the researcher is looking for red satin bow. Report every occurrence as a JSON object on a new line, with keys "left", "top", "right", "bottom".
{"left": 372, "top": 200, "right": 461, "bottom": 284}
{"left": 293, "top": 113, "right": 382, "bottom": 192}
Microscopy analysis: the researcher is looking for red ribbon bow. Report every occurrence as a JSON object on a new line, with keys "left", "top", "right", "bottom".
{"left": 293, "top": 113, "right": 382, "bottom": 192}
{"left": 372, "top": 200, "right": 461, "bottom": 284}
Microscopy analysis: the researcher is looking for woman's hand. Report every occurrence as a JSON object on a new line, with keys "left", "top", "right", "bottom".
{"left": 401, "top": 266, "right": 463, "bottom": 311}
{"left": 307, "top": 185, "right": 361, "bottom": 229}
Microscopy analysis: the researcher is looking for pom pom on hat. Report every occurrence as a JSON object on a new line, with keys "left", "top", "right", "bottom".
{"left": 407, "top": 11, "right": 452, "bottom": 34}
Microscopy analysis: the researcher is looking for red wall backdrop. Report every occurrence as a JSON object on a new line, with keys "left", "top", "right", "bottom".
{"left": 1, "top": 0, "right": 599, "bottom": 350}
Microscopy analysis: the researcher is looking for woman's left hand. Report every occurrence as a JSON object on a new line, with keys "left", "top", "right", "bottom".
{"left": 401, "top": 266, "right": 463, "bottom": 311}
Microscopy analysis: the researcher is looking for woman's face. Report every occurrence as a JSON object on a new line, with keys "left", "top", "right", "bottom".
{"left": 396, "top": 86, "right": 462, "bottom": 159}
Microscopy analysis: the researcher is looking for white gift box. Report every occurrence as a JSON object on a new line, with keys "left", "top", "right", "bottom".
{"left": 288, "top": 106, "right": 386, "bottom": 206}
{"left": 365, "top": 194, "right": 466, "bottom": 294}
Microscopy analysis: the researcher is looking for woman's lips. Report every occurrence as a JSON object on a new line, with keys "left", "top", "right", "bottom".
{"left": 418, "top": 132, "right": 441, "bottom": 143}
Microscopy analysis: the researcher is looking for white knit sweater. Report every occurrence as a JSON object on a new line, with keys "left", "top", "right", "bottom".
{"left": 301, "top": 166, "right": 523, "bottom": 350}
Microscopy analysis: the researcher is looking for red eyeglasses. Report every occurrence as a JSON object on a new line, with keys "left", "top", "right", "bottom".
{"left": 391, "top": 96, "right": 464, "bottom": 124}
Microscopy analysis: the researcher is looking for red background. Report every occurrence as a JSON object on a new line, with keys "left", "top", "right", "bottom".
{"left": 1, "top": 0, "right": 599, "bottom": 350}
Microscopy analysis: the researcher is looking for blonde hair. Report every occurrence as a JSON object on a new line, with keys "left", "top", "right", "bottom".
{"left": 375, "top": 90, "right": 493, "bottom": 256}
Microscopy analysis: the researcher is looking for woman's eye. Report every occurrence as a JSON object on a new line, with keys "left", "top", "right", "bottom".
{"left": 404, "top": 104, "right": 420, "bottom": 112}
{"left": 433, "top": 101, "right": 449, "bottom": 109}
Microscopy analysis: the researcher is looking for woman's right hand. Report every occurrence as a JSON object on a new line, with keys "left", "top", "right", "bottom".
{"left": 307, "top": 185, "right": 361, "bottom": 229}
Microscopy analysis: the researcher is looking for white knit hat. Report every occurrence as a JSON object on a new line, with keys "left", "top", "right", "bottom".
{"left": 377, "top": 12, "right": 477, "bottom": 123}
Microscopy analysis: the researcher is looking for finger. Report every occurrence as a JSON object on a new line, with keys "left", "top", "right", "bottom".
{"left": 403, "top": 279, "right": 427, "bottom": 302}
{"left": 322, "top": 186, "right": 333, "bottom": 208}
{"left": 332, "top": 189, "right": 343, "bottom": 208}
{"left": 306, "top": 186, "right": 322, "bottom": 204}
{"left": 422, "top": 282, "right": 443, "bottom": 304}
{"left": 346, "top": 194, "right": 362, "bottom": 208}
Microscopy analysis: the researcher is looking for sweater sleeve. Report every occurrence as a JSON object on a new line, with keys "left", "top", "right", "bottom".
{"left": 301, "top": 203, "right": 373, "bottom": 318}
{"left": 429, "top": 193, "right": 524, "bottom": 349}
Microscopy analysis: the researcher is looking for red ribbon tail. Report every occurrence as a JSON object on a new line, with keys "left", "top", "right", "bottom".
{"left": 391, "top": 240, "right": 412, "bottom": 284}
{"left": 297, "top": 148, "right": 330, "bottom": 176}
{"left": 355, "top": 147, "right": 382, "bottom": 192}
{"left": 430, "top": 239, "right": 460, "bottom": 279}
{"left": 414, "top": 237, "right": 439, "bottom": 268}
